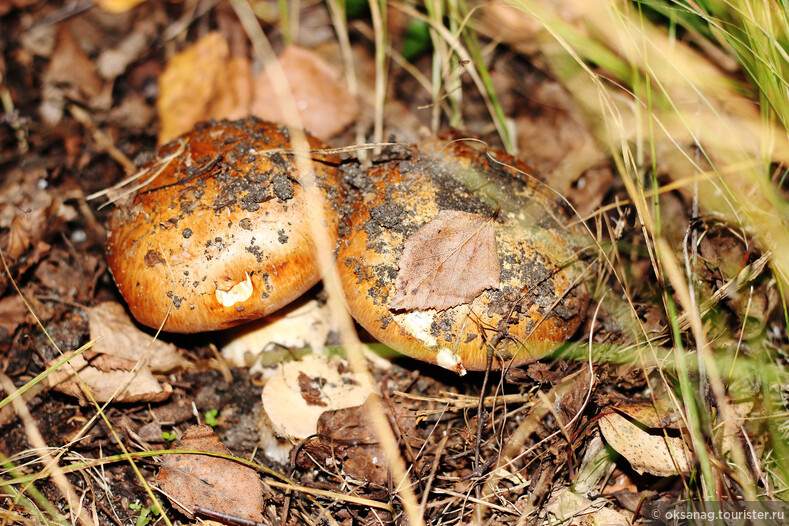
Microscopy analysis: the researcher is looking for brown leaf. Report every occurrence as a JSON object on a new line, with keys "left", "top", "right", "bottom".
{"left": 45, "top": 302, "right": 189, "bottom": 403}
{"left": 311, "top": 398, "right": 388, "bottom": 486}
{"left": 301, "top": 397, "right": 420, "bottom": 487}
{"left": 47, "top": 350, "right": 173, "bottom": 404}
{"left": 251, "top": 45, "right": 359, "bottom": 140}
{"left": 41, "top": 26, "right": 107, "bottom": 125}
{"left": 156, "top": 32, "right": 233, "bottom": 143}
{"left": 390, "top": 210, "right": 500, "bottom": 311}
{"left": 157, "top": 425, "right": 264, "bottom": 521}
{"left": 33, "top": 249, "right": 101, "bottom": 303}
{"left": 598, "top": 396, "right": 693, "bottom": 477}
{"left": 86, "top": 301, "right": 189, "bottom": 373}
{"left": 0, "top": 295, "right": 27, "bottom": 348}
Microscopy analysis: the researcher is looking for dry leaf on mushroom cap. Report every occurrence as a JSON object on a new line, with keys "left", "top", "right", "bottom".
{"left": 390, "top": 210, "right": 500, "bottom": 312}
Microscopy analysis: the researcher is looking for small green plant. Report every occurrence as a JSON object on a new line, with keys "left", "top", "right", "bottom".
{"left": 204, "top": 408, "right": 219, "bottom": 427}
{"left": 130, "top": 500, "right": 161, "bottom": 526}
{"left": 402, "top": 19, "right": 432, "bottom": 62}
{"left": 161, "top": 431, "right": 176, "bottom": 442}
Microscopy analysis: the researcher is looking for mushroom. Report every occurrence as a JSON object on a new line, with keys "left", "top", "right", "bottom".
{"left": 336, "top": 139, "right": 589, "bottom": 374}
{"left": 105, "top": 117, "right": 343, "bottom": 333}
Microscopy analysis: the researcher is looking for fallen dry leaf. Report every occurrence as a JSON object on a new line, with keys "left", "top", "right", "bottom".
{"left": 514, "top": 80, "right": 608, "bottom": 197}
{"left": 86, "top": 301, "right": 189, "bottom": 372}
{"left": 390, "top": 210, "right": 500, "bottom": 311}
{"left": 41, "top": 25, "right": 107, "bottom": 125}
{"left": 306, "top": 398, "right": 388, "bottom": 486}
{"left": 0, "top": 163, "right": 75, "bottom": 295}
{"left": 207, "top": 56, "right": 254, "bottom": 122}
{"left": 598, "top": 398, "right": 693, "bottom": 477}
{"left": 46, "top": 350, "right": 172, "bottom": 404}
{"left": 156, "top": 32, "right": 234, "bottom": 143}
{"left": 251, "top": 45, "right": 360, "bottom": 140}
{"left": 298, "top": 396, "right": 419, "bottom": 487}
{"left": 33, "top": 249, "right": 101, "bottom": 304}
{"left": 0, "top": 295, "right": 27, "bottom": 349}
{"left": 157, "top": 425, "right": 264, "bottom": 521}
{"left": 157, "top": 37, "right": 356, "bottom": 144}
{"left": 45, "top": 302, "right": 188, "bottom": 403}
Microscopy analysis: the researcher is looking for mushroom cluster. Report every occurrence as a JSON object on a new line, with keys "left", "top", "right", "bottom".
{"left": 105, "top": 118, "right": 589, "bottom": 373}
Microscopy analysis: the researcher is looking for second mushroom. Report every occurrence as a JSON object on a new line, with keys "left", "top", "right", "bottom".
{"left": 336, "top": 138, "right": 589, "bottom": 374}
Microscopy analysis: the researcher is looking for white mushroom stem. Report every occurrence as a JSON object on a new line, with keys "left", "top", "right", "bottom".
{"left": 221, "top": 297, "right": 337, "bottom": 370}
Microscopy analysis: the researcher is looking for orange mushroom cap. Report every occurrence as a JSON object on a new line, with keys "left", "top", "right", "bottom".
{"left": 106, "top": 118, "right": 342, "bottom": 332}
{"left": 337, "top": 139, "right": 589, "bottom": 373}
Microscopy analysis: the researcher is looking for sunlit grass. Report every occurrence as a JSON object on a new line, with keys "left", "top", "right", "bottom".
{"left": 503, "top": 0, "right": 789, "bottom": 504}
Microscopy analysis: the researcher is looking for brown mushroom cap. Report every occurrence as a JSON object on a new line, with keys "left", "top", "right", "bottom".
{"left": 106, "top": 118, "right": 342, "bottom": 332}
{"left": 337, "top": 139, "right": 589, "bottom": 373}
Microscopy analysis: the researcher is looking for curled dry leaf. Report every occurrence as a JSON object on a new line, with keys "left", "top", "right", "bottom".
{"left": 46, "top": 350, "right": 172, "bottom": 404}
{"left": 296, "top": 396, "right": 421, "bottom": 487}
{"left": 599, "top": 399, "right": 693, "bottom": 477}
{"left": 46, "top": 302, "right": 189, "bottom": 403}
{"left": 390, "top": 210, "right": 500, "bottom": 312}
{"left": 157, "top": 424, "right": 264, "bottom": 522}
{"left": 307, "top": 398, "right": 389, "bottom": 486}
{"left": 86, "top": 301, "right": 189, "bottom": 372}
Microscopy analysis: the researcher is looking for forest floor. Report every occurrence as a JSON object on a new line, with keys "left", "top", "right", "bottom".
{"left": 1, "top": 1, "right": 788, "bottom": 525}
